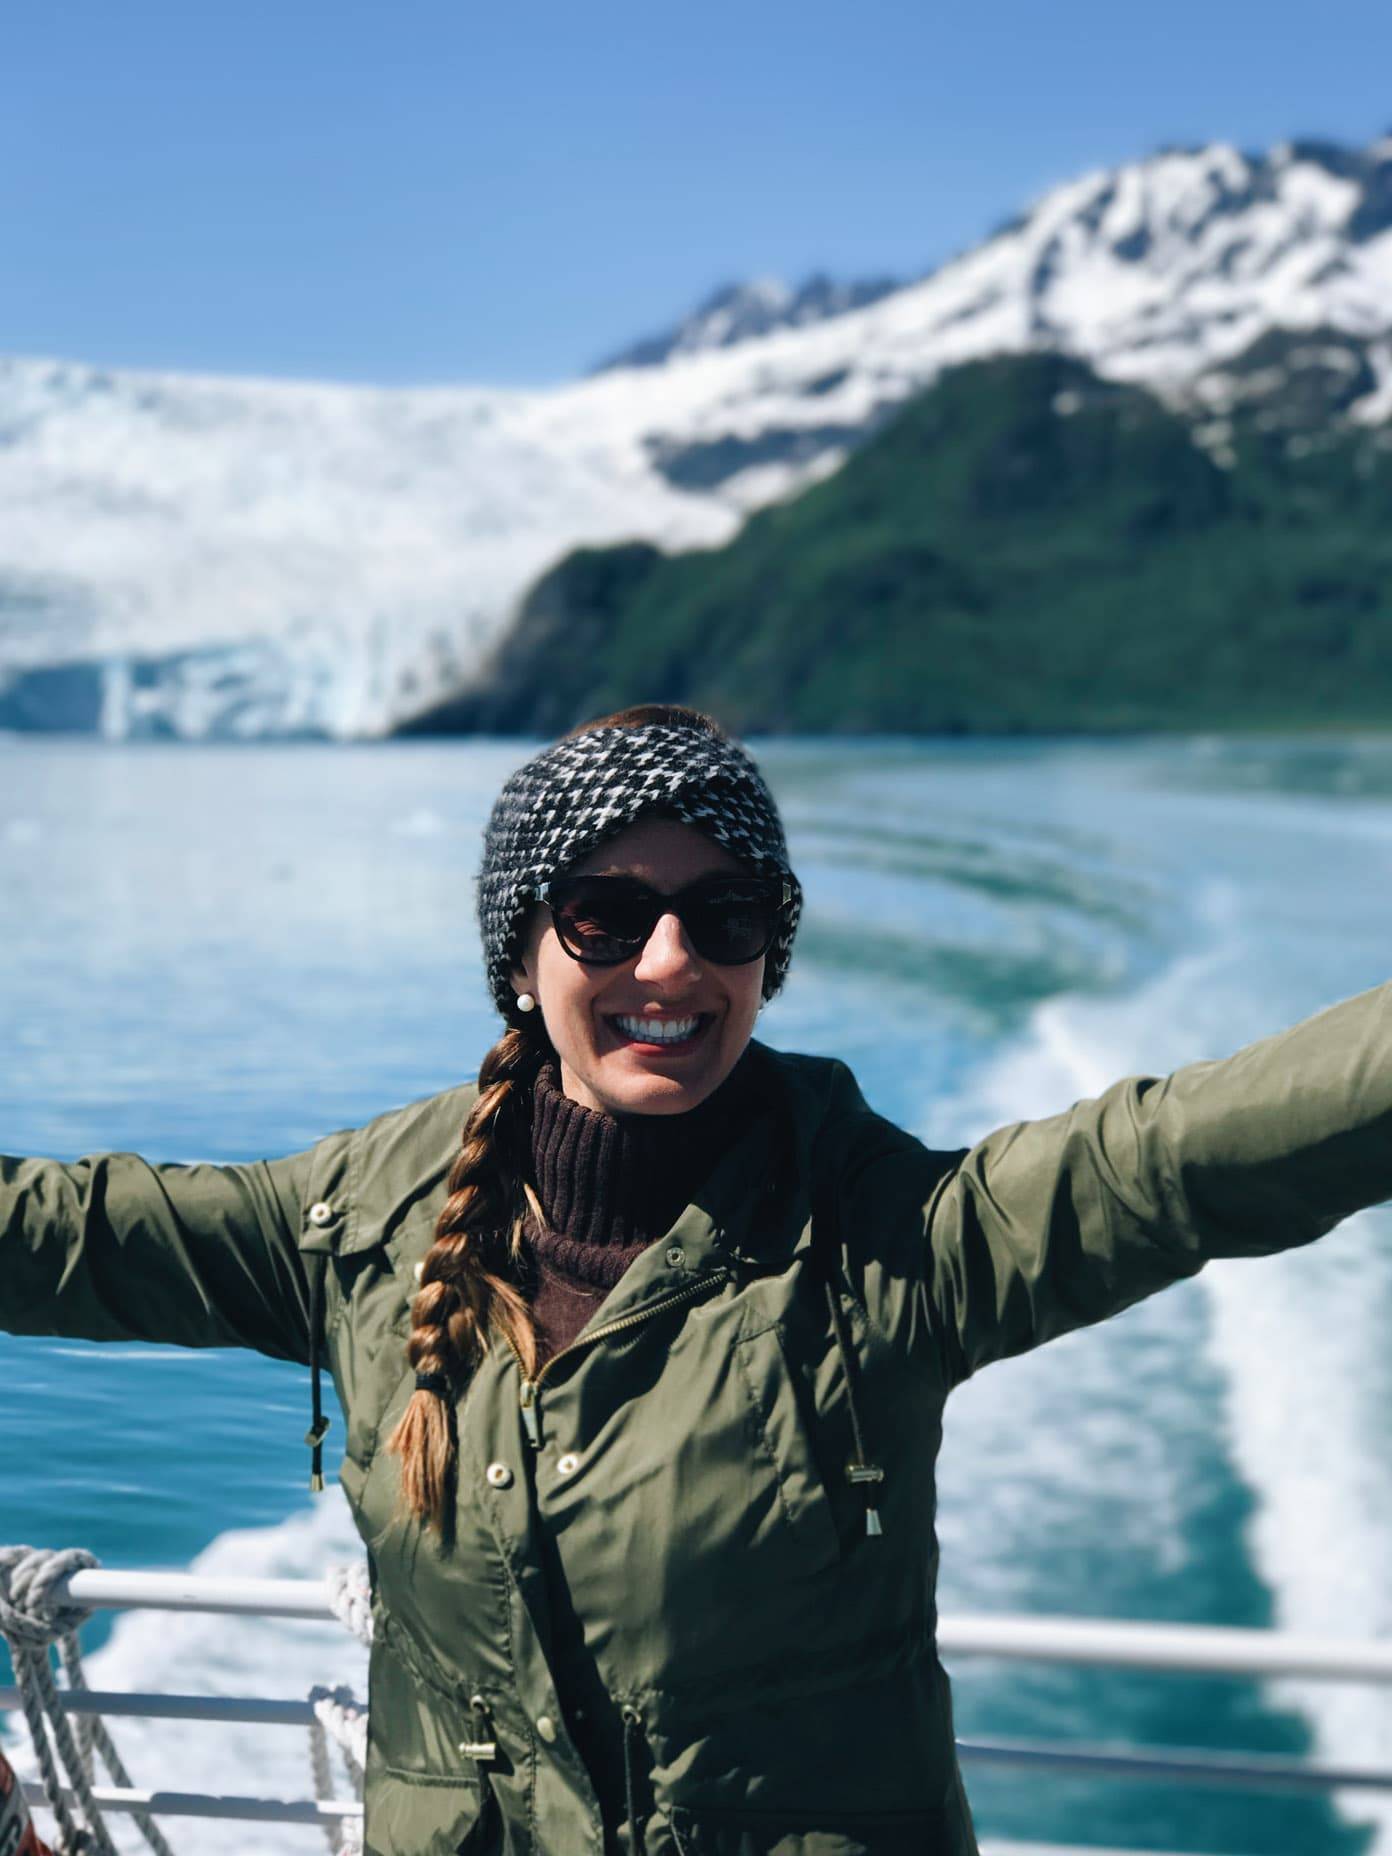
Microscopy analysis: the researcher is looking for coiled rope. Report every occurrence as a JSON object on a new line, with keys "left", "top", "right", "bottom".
{"left": 0, "top": 1545, "right": 173, "bottom": 1856}
{"left": 0, "top": 1547, "right": 377, "bottom": 1856}
{"left": 312, "top": 1562, "right": 374, "bottom": 1856}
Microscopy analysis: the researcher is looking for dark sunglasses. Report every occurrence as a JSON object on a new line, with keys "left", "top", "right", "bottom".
{"left": 544, "top": 872, "right": 792, "bottom": 967}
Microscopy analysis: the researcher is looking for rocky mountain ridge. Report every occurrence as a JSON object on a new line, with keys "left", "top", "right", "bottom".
{"left": 590, "top": 273, "right": 904, "bottom": 371}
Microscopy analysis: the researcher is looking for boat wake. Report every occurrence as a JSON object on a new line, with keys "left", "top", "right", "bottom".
{"left": 927, "top": 883, "right": 1392, "bottom": 1851}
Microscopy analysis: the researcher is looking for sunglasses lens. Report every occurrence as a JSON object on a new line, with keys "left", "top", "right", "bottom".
{"left": 683, "top": 883, "right": 779, "bottom": 962}
{"left": 551, "top": 883, "right": 653, "bottom": 962}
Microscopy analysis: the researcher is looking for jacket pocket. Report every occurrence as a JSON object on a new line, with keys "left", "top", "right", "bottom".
{"left": 364, "top": 1624, "right": 507, "bottom": 1855}
{"left": 366, "top": 1766, "right": 494, "bottom": 1856}
{"left": 732, "top": 1316, "right": 843, "bottom": 1572}
{"left": 664, "top": 1803, "right": 956, "bottom": 1855}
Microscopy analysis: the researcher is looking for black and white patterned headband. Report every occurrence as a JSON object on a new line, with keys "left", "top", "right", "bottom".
{"left": 476, "top": 721, "right": 802, "bottom": 1022}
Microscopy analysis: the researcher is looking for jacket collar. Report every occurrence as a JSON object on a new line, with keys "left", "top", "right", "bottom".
{"left": 306, "top": 1040, "right": 836, "bottom": 1281}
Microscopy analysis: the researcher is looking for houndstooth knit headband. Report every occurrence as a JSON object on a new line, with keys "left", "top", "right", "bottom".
{"left": 476, "top": 721, "right": 802, "bottom": 1022}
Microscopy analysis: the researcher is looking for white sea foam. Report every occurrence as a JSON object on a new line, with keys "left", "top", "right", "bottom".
{"left": 928, "top": 886, "right": 1392, "bottom": 1849}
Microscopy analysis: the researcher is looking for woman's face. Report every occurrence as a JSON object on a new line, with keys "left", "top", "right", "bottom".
{"left": 510, "top": 817, "right": 766, "bottom": 1116}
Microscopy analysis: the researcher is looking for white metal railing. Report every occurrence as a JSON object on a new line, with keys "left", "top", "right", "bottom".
{"left": 938, "top": 1610, "right": 1392, "bottom": 1684}
{"left": 1, "top": 1688, "right": 318, "bottom": 1727}
{"left": 32, "top": 1566, "right": 1392, "bottom": 1683}
{"left": 17, "top": 1781, "right": 358, "bottom": 1828}
{"left": 46, "top": 1567, "right": 334, "bottom": 1618}
{"left": 4, "top": 1570, "right": 1392, "bottom": 1837}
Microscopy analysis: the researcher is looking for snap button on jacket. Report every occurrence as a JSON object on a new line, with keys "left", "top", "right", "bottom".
{"left": 4, "top": 987, "right": 1392, "bottom": 1855}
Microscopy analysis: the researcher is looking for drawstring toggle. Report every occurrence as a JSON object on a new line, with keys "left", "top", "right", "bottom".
{"left": 847, "top": 1461, "right": 885, "bottom": 1536}
{"left": 304, "top": 1415, "right": 331, "bottom": 1493}
{"left": 460, "top": 1694, "right": 497, "bottom": 1764}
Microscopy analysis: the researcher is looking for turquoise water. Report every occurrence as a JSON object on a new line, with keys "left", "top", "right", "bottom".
{"left": 3, "top": 734, "right": 1391, "bottom": 1854}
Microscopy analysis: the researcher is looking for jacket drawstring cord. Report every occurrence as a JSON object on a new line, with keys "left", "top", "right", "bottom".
{"left": 823, "top": 1277, "right": 885, "bottom": 1537}
{"left": 306, "top": 1253, "right": 331, "bottom": 1492}
{"left": 800, "top": 1051, "right": 886, "bottom": 1542}
{"left": 620, "top": 1703, "right": 648, "bottom": 1856}
{"left": 768, "top": 1044, "right": 886, "bottom": 1540}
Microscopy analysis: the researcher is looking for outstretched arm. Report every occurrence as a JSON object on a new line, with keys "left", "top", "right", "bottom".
{"left": 923, "top": 979, "right": 1392, "bottom": 1386}
{"left": 0, "top": 1141, "right": 333, "bottom": 1364}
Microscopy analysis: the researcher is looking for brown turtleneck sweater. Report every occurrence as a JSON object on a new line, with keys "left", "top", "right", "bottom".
{"left": 522, "top": 1050, "right": 756, "bottom": 1362}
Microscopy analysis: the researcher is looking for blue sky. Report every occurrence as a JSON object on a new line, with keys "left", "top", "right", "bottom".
{"left": 6, "top": 0, "right": 1391, "bottom": 387}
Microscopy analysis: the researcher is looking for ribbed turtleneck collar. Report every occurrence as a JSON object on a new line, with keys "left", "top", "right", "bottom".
{"left": 527, "top": 1048, "right": 755, "bottom": 1261}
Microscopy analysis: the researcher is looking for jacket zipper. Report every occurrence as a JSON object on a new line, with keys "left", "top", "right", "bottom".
{"left": 510, "top": 1268, "right": 731, "bottom": 1448}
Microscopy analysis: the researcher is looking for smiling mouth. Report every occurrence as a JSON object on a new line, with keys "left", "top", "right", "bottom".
{"left": 608, "top": 1012, "right": 712, "bottom": 1049}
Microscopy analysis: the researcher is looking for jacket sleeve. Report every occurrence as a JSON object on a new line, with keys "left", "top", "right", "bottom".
{"left": 923, "top": 978, "right": 1392, "bottom": 1388}
{"left": 0, "top": 1141, "right": 330, "bottom": 1365}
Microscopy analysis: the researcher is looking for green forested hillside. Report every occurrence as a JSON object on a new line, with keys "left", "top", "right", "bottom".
{"left": 397, "top": 352, "right": 1392, "bottom": 736}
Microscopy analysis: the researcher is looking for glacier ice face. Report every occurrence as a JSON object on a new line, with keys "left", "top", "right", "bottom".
{"left": 0, "top": 361, "right": 745, "bottom": 738}
{"left": 4, "top": 136, "right": 1392, "bottom": 739}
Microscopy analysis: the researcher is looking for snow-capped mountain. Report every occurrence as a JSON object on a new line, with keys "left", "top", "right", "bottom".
{"left": 5, "top": 134, "right": 1392, "bottom": 738}
{"left": 591, "top": 273, "right": 904, "bottom": 371}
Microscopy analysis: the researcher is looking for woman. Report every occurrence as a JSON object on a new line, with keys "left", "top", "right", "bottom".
{"left": 3, "top": 703, "right": 1391, "bottom": 1856}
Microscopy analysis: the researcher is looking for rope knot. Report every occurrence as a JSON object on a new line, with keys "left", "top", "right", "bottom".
{"left": 325, "top": 1561, "right": 374, "bottom": 1647}
{"left": 0, "top": 1545, "right": 99, "bottom": 1651}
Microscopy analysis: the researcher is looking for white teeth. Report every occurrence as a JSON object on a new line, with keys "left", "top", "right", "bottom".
{"left": 615, "top": 1014, "right": 701, "bottom": 1044}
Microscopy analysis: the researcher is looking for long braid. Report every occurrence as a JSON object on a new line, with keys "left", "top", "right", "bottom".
{"left": 387, "top": 1022, "right": 546, "bottom": 1533}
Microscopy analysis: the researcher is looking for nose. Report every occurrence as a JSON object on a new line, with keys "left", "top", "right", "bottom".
{"left": 631, "top": 909, "right": 702, "bottom": 989}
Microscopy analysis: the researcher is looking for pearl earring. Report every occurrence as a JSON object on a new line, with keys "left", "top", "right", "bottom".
{"left": 516, "top": 992, "right": 537, "bottom": 1014}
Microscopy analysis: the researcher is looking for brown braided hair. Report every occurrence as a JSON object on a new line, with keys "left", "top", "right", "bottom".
{"left": 389, "top": 703, "right": 732, "bottom": 1533}
{"left": 386, "top": 1020, "right": 547, "bottom": 1533}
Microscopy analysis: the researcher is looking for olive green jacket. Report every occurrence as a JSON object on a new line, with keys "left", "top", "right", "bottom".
{"left": 4, "top": 982, "right": 1392, "bottom": 1856}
